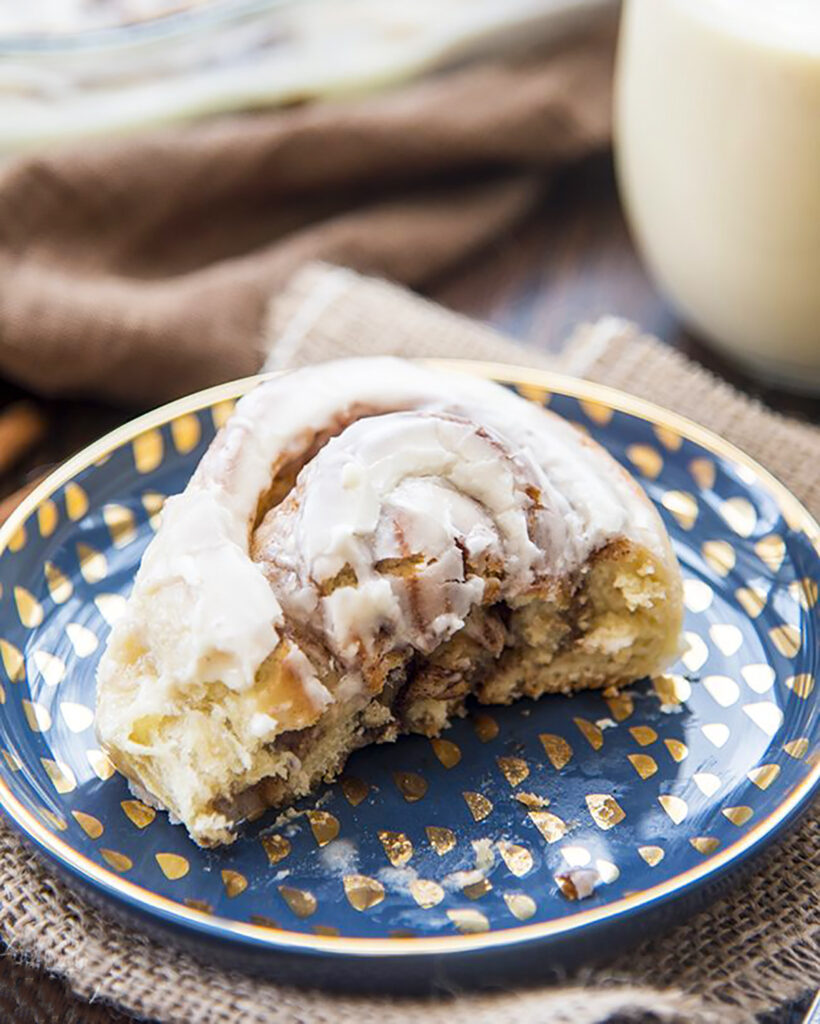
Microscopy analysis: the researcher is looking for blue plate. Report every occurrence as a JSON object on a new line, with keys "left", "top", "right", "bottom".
{"left": 0, "top": 362, "right": 817, "bottom": 988}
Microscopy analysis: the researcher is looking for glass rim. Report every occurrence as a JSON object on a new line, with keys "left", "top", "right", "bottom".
{"left": 0, "top": 0, "right": 302, "bottom": 57}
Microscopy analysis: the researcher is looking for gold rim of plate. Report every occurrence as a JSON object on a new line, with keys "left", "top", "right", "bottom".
{"left": 0, "top": 359, "right": 817, "bottom": 958}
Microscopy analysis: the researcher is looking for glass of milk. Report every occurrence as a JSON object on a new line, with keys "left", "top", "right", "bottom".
{"left": 615, "top": 0, "right": 820, "bottom": 393}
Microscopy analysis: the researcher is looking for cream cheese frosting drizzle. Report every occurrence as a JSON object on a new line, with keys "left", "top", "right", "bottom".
{"left": 98, "top": 358, "right": 668, "bottom": 720}
{"left": 256, "top": 410, "right": 550, "bottom": 661}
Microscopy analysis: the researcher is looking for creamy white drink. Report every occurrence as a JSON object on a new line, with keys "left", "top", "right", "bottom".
{"left": 615, "top": 0, "right": 820, "bottom": 391}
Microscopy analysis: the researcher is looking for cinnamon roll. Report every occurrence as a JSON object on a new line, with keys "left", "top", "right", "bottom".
{"left": 96, "top": 358, "right": 683, "bottom": 847}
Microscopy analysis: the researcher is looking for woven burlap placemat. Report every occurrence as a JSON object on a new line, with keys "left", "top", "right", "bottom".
{"left": 1, "top": 263, "right": 817, "bottom": 1023}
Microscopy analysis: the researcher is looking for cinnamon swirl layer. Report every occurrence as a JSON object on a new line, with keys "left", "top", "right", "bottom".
{"left": 96, "top": 358, "right": 683, "bottom": 846}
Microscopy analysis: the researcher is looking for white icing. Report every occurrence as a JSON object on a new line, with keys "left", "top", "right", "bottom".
{"left": 268, "top": 410, "right": 544, "bottom": 658}
{"left": 282, "top": 645, "right": 333, "bottom": 713}
{"left": 134, "top": 488, "right": 281, "bottom": 692}
{"left": 97, "top": 357, "right": 670, "bottom": 717}
{"left": 322, "top": 577, "right": 402, "bottom": 659}
{"left": 248, "top": 713, "right": 279, "bottom": 740}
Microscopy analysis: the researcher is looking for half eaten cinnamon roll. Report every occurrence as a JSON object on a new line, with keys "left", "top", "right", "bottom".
{"left": 96, "top": 358, "right": 683, "bottom": 846}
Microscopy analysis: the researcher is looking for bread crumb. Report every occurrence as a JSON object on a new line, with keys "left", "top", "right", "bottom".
{"left": 515, "top": 791, "right": 550, "bottom": 809}
{"left": 556, "top": 866, "right": 600, "bottom": 900}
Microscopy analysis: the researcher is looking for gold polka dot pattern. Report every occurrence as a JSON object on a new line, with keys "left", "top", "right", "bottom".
{"left": 426, "top": 826, "right": 456, "bottom": 856}
{"left": 340, "top": 776, "right": 369, "bottom": 806}
{"left": 661, "top": 490, "right": 698, "bottom": 530}
{"left": 0, "top": 375, "right": 814, "bottom": 955}
{"left": 343, "top": 875, "right": 384, "bottom": 912}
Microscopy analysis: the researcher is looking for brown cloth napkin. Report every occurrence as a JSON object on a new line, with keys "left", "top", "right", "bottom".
{"left": 0, "top": 27, "right": 613, "bottom": 406}
{"left": 1, "top": 264, "right": 817, "bottom": 1024}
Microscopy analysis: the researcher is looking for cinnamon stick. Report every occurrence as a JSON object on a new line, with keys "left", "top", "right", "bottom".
{"left": 0, "top": 401, "right": 47, "bottom": 476}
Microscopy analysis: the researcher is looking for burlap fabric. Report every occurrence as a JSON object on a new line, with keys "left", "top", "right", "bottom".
{"left": 0, "top": 25, "right": 613, "bottom": 407}
{"left": 0, "top": 263, "right": 817, "bottom": 1023}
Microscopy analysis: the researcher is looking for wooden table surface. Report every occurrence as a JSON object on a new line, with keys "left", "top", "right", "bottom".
{"left": 0, "top": 154, "right": 815, "bottom": 1024}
